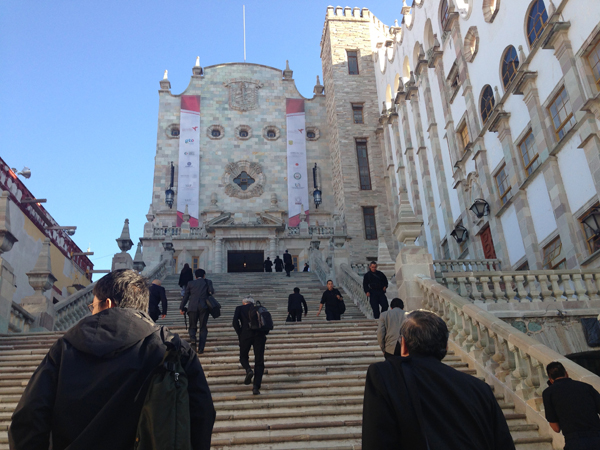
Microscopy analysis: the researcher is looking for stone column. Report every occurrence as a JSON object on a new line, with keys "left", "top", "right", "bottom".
{"left": 269, "top": 237, "right": 277, "bottom": 260}
{"left": 21, "top": 238, "right": 57, "bottom": 331}
{"left": 161, "top": 235, "right": 176, "bottom": 275}
{"left": 214, "top": 238, "right": 223, "bottom": 273}
{"left": 0, "top": 191, "right": 18, "bottom": 333}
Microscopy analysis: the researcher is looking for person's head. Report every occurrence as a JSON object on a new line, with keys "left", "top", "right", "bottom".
{"left": 390, "top": 298, "right": 404, "bottom": 310}
{"left": 152, "top": 279, "right": 162, "bottom": 286}
{"left": 267, "top": 257, "right": 271, "bottom": 260}
{"left": 294, "top": 287, "right": 300, "bottom": 294}
{"left": 276, "top": 255, "right": 280, "bottom": 258}
{"left": 242, "top": 296, "right": 255, "bottom": 305}
{"left": 326, "top": 280, "right": 334, "bottom": 290}
{"left": 195, "top": 268, "right": 206, "bottom": 279}
{"left": 285, "top": 249, "right": 289, "bottom": 253}
{"left": 400, "top": 310, "right": 448, "bottom": 360}
{"left": 91, "top": 269, "right": 149, "bottom": 315}
{"left": 546, "top": 362, "right": 568, "bottom": 382}
{"left": 369, "top": 261, "right": 378, "bottom": 272}
{"left": 183, "top": 263, "right": 190, "bottom": 269}
{"left": 304, "top": 263, "right": 308, "bottom": 266}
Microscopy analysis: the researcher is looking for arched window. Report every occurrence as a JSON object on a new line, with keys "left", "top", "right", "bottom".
{"left": 480, "top": 85, "right": 495, "bottom": 124}
{"left": 440, "top": 0, "right": 450, "bottom": 30}
{"left": 526, "top": 0, "right": 548, "bottom": 46}
{"left": 501, "top": 46, "right": 519, "bottom": 88}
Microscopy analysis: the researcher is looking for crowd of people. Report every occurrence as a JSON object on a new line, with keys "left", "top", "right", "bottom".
{"left": 8, "top": 265, "right": 600, "bottom": 450}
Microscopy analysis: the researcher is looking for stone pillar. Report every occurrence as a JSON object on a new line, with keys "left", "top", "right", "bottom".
{"left": 112, "top": 219, "right": 134, "bottom": 271}
{"left": 330, "top": 236, "right": 349, "bottom": 286}
{"left": 269, "top": 237, "right": 277, "bottom": 260}
{"left": 143, "top": 205, "right": 155, "bottom": 238}
{"left": 181, "top": 204, "right": 191, "bottom": 236}
{"left": 0, "top": 191, "right": 18, "bottom": 333}
{"left": 214, "top": 238, "right": 223, "bottom": 273}
{"left": 21, "top": 238, "right": 57, "bottom": 330}
{"left": 161, "top": 235, "right": 175, "bottom": 275}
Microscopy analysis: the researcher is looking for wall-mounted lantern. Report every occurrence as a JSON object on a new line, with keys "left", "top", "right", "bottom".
{"left": 582, "top": 207, "right": 600, "bottom": 238}
{"left": 450, "top": 225, "right": 468, "bottom": 243}
{"left": 312, "top": 163, "right": 322, "bottom": 209}
{"left": 469, "top": 198, "right": 490, "bottom": 219}
{"left": 165, "top": 162, "right": 175, "bottom": 209}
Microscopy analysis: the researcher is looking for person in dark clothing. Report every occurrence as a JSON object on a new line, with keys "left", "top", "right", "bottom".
{"left": 317, "top": 280, "right": 344, "bottom": 321}
{"left": 232, "top": 296, "right": 267, "bottom": 395}
{"left": 148, "top": 279, "right": 168, "bottom": 321}
{"left": 303, "top": 263, "right": 310, "bottom": 272}
{"left": 362, "top": 261, "right": 389, "bottom": 319}
{"left": 288, "top": 287, "right": 308, "bottom": 322}
{"left": 274, "top": 256, "right": 284, "bottom": 272}
{"left": 179, "top": 263, "right": 194, "bottom": 290}
{"left": 9, "top": 269, "right": 215, "bottom": 450}
{"left": 180, "top": 268, "right": 214, "bottom": 354}
{"left": 283, "top": 250, "right": 293, "bottom": 277}
{"left": 542, "top": 361, "right": 600, "bottom": 449}
{"left": 263, "top": 257, "right": 273, "bottom": 272}
{"left": 362, "top": 310, "right": 514, "bottom": 450}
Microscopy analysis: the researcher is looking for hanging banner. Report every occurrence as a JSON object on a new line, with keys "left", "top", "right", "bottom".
{"left": 286, "top": 98, "right": 309, "bottom": 226}
{"left": 177, "top": 95, "right": 201, "bottom": 227}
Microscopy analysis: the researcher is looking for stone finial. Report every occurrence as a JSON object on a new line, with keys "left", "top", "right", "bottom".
{"left": 193, "top": 56, "right": 203, "bottom": 76}
{"left": 313, "top": 75, "right": 325, "bottom": 96}
{"left": 382, "top": 101, "right": 388, "bottom": 115}
{"left": 195, "top": 56, "right": 200, "bottom": 67}
{"left": 116, "top": 219, "right": 134, "bottom": 253}
{"left": 133, "top": 242, "right": 146, "bottom": 272}
{"left": 434, "top": 34, "right": 441, "bottom": 49}
{"left": 494, "top": 86, "right": 502, "bottom": 104}
{"left": 26, "top": 238, "right": 57, "bottom": 295}
{"left": 518, "top": 45, "right": 526, "bottom": 63}
{"left": 160, "top": 71, "right": 171, "bottom": 90}
{"left": 183, "top": 204, "right": 190, "bottom": 223}
{"left": 418, "top": 44, "right": 426, "bottom": 60}
{"left": 0, "top": 191, "right": 17, "bottom": 254}
{"left": 408, "top": 71, "right": 416, "bottom": 85}
{"left": 146, "top": 204, "right": 155, "bottom": 222}
{"left": 283, "top": 60, "right": 293, "bottom": 80}
{"left": 397, "top": 78, "right": 405, "bottom": 93}
{"left": 394, "top": 19, "right": 399, "bottom": 27}
{"left": 547, "top": 0, "right": 556, "bottom": 15}
{"left": 401, "top": 0, "right": 411, "bottom": 15}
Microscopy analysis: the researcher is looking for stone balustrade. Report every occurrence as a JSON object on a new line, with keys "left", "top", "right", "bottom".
{"left": 144, "top": 258, "right": 170, "bottom": 281}
{"left": 416, "top": 274, "right": 600, "bottom": 446}
{"left": 309, "top": 249, "right": 330, "bottom": 285}
{"left": 287, "top": 226, "right": 334, "bottom": 237}
{"left": 441, "top": 269, "right": 600, "bottom": 304}
{"left": 339, "top": 263, "right": 373, "bottom": 319}
{"left": 433, "top": 259, "right": 502, "bottom": 275}
{"left": 9, "top": 302, "right": 35, "bottom": 333}
{"left": 350, "top": 263, "right": 369, "bottom": 275}
{"left": 153, "top": 227, "right": 205, "bottom": 237}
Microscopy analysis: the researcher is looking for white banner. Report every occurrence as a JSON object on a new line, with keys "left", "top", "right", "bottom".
{"left": 177, "top": 95, "right": 200, "bottom": 227}
{"left": 286, "top": 99, "right": 309, "bottom": 226}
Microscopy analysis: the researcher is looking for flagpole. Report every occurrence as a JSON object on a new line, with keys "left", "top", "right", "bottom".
{"left": 243, "top": 5, "right": 246, "bottom": 62}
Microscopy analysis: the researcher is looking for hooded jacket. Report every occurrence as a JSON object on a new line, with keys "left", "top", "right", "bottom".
{"left": 9, "top": 307, "right": 215, "bottom": 450}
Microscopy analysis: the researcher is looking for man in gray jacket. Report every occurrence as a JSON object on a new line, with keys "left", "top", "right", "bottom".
{"left": 377, "top": 298, "right": 405, "bottom": 359}
{"left": 180, "top": 269, "right": 214, "bottom": 354}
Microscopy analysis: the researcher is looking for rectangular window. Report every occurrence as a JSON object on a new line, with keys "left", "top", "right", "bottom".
{"left": 588, "top": 41, "right": 600, "bottom": 89}
{"left": 356, "top": 139, "right": 372, "bottom": 190}
{"left": 516, "top": 261, "right": 530, "bottom": 271}
{"left": 347, "top": 51, "right": 359, "bottom": 75}
{"left": 193, "top": 257, "right": 199, "bottom": 270}
{"left": 579, "top": 203, "right": 600, "bottom": 254}
{"left": 457, "top": 122, "right": 470, "bottom": 151}
{"left": 363, "top": 207, "right": 378, "bottom": 240}
{"left": 548, "top": 87, "right": 576, "bottom": 140}
{"left": 542, "top": 237, "right": 567, "bottom": 270}
{"left": 519, "top": 131, "right": 540, "bottom": 175}
{"left": 495, "top": 164, "right": 512, "bottom": 205}
{"left": 352, "top": 104, "right": 364, "bottom": 124}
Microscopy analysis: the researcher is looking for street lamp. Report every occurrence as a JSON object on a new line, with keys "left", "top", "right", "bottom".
{"left": 469, "top": 199, "right": 490, "bottom": 219}
{"left": 312, "top": 163, "right": 322, "bottom": 209}
{"left": 450, "top": 225, "right": 468, "bottom": 243}
{"left": 10, "top": 167, "right": 31, "bottom": 179}
{"left": 47, "top": 226, "right": 77, "bottom": 236}
{"left": 165, "top": 162, "right": 175, "bottom": 209}
{"left": 582, "top": 207, "right": 600, "bottom": 238}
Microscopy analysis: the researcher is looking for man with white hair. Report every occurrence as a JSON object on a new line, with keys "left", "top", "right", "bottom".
{"left": 232, "top": 296, "right": 268, "bottom": 395}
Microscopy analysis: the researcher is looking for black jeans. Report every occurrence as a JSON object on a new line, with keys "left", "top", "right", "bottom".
{"left": 369, "top": 291, "right": 389, "bottom": 319}
{"left": 149, "top": 309, "right": 160, "bottom": 322}
{"left": 288, "top": 309, "right": 303, "bottom": 322}
{"left": 239, "top": 331, "right": 267, "bottom": 389}
{"left": 187, "top": 308, "right": 209, "bottom": 352}
{"left": 326, "top": 310, "right": 341, "bottom": 321}
{"left": 565, "top": 432, "right": 600, "bottom": 450}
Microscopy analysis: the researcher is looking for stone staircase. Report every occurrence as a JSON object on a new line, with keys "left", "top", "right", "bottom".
{"left": 0, "top": 272, "right": 554, "bottom": 449}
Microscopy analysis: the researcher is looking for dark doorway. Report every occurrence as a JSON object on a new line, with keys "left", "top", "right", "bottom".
{"left": 567, "top": 351, "right": 600, "bottom": 377}
{"left": 227, "top": 250, "right": 264, "bottom": 272}
{"left": 480, "top": 225, "right": 497, "bottom": 259}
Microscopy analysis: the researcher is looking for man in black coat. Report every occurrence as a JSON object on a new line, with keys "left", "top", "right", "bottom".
{"left": 180, "top": 268, "right": 214, "bottom": 354}
{"left": 274, "top": 256, "right": 284, "bottom": 272}
{"left": 283, "top": 249, "right": 293, "bottom": 277}
{"left": 288, "top": 287, "right": 308, "bottom": 322}
{"left": 542, "top": 361, "right": 600, "bottom": 449}
{"left": 263, "top": 257, "right": 273, "bottom": 272}
{"left": 232, "top": 296, "right": 267, "bottom": 395}
{"left": 148, "top": 279, "right": 168, "bottom": 321}
{"left": 9, "top": 269, "right": 215, "bottom": 450}
{"left": 362, "top": 261, "right": 389, "bottom": 319}
{"left": 362, "top": 310, "right": 514, "bottom": 450}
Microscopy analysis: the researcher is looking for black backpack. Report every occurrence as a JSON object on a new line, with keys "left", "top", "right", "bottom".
{"left": 248, "top": 301, "right": 274, "bottom": 333}
{"left": 134, "top": 333, "right": 192, "bottom": 450}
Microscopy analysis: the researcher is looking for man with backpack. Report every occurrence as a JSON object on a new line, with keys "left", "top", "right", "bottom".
{"left": 232, "top": 296, "right": 271, "bottom": 395}
{"left": 180, "top": 268, "right": 214, "bottom": 354}
{"left": 9, "top": 269, "right": 216, "bottom": 450}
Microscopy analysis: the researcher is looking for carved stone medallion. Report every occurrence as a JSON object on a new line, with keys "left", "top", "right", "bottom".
{"left": 224, "top": 79, "right": 263, "bottom": 111}
{"left": 222, "top": 160, "right": 266, "bottom": 199}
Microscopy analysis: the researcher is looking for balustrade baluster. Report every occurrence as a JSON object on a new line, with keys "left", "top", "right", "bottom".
{"left": 538, "top": 274, "right": 554, "bottom": 301}
{"left": 584, "top": 274, "right": 600, "bottom": 301}
{"left": 480, "top": 277, "right": 494, "bottom": 303}
{"left": 550, "top": 274, "right": 563, "bottom": 300}
{"left": 572, "top": 274, "right": 589, "bottom": 301}
{"left": 456, "top": 276, "right": 469, "bottom": 298}
{"left": 527, "top": 275, "right": 541, "bottom": 302}
{"left": 503, "top": 275, "right": 518, "bottom": 302}
{"left": 561, "top": 274, "right": 576, "bottom": 301}
{"left": 508, "top": 343, "right": 529, "bottom": 395}
{"left": 468, "top": 277, "right": 482, "bottom": 302}
{"left": 514, "top": 275, "right": 527, "bottom": 301}
{"left": 492, "top": 276, "right": 507, "bottom": 303}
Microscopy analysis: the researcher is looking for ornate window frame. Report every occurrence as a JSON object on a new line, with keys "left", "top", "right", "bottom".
{"left": 525, "top": 0, "right": 549, "bottom": 47}
{"left": 500, "top": 45, "right": 520, "bottom": 89}
{"left": 207, "top": 124, "right": 225, "bottom": 140}
{"left": 263, "top": 125, "right": 280, "bottom": 141}
{"left": 166, "top": 124, "right": 180, "bottom": 139}
{"left": 235, "top": 125, "right": 252, "bottom": 140}
{"left": 482, "top": 0, "right": 500, "bottom": 23}
{"left": 463, "top": 27, "right": 479, "bottom": 63}
{"left": 305, "top": 127, "right": 320, "bottom": 141}
{"left": 222, "top": 160, "right": 266, "bottom": 199}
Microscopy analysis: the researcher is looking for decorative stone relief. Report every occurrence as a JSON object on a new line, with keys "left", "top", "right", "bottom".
{"left": 235, "top": 125, "right": 252, "bottom": 140}
{"left": 463, "top": 27, "right": 479, "bottom": 62}
{"left": 207, "top": 124, "right": 225, "bottom": 140}
{"left": 166, "top": 124, "right": 180, "bottom": 139}
{"left": 224, "top": 79, "right": 263, "bottom": 111}
{"left": 222, "top": 160, "right": 266, "bottom": 200}
{"left": 482, "top": 0, "right": 500, "bottom": 23}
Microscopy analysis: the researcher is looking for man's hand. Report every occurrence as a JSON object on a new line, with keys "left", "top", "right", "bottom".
{"left": 180, "top": 310, "right": 185, "bottom": 315}
{"left": 316, "top": 311, "right": 320, "bottom": 317}
{"left": 383, "top": 287, "right": 386, "bottom": 292}
{"left": 161, "top": 314, "right": 166, "bottom": 319}
{"left": 304, "top": 313, "right": 307, "bottom": 317}
{"left": 366, "top": 292, "right": 370, "bottom": 297}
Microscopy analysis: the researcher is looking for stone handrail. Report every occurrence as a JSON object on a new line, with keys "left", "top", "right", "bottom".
{"left": 309, "top": 250, "right": 330, "bottom": 285}
{"left": 144, "top": 258, "right": 170, "bottom": 281}
{"left": 350, "top": 263, "right": 369, "bottom": 276}
{"left": 441, "top": 269, "right": 600, "bottom": 304}
{"left": 9, "top": 302, "right": 35, "bottom": 333}
{"left": 416, "top": 274, "right": 600, "bottom": 447}
{"left": 287, "top": 226, "right": 335, "bottom": 237}
{"left": 53, "top": 283, "right": 95, "bottom": 331}
{"left": 154, "top": 226, "right": 181, "bottom": 237}
{"left": 287, "top": 226, "right": 300, "bottom": 236}
{"left": 433, "top": 259, "right": 502, "bottom": 275}
{"left": 339, "top": 263, "right": 373, "bottom": 319}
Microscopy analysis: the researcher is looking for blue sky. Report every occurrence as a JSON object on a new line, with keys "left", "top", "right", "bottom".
{"left": 1, "top": 1, "right": 408, "bottom": 277}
